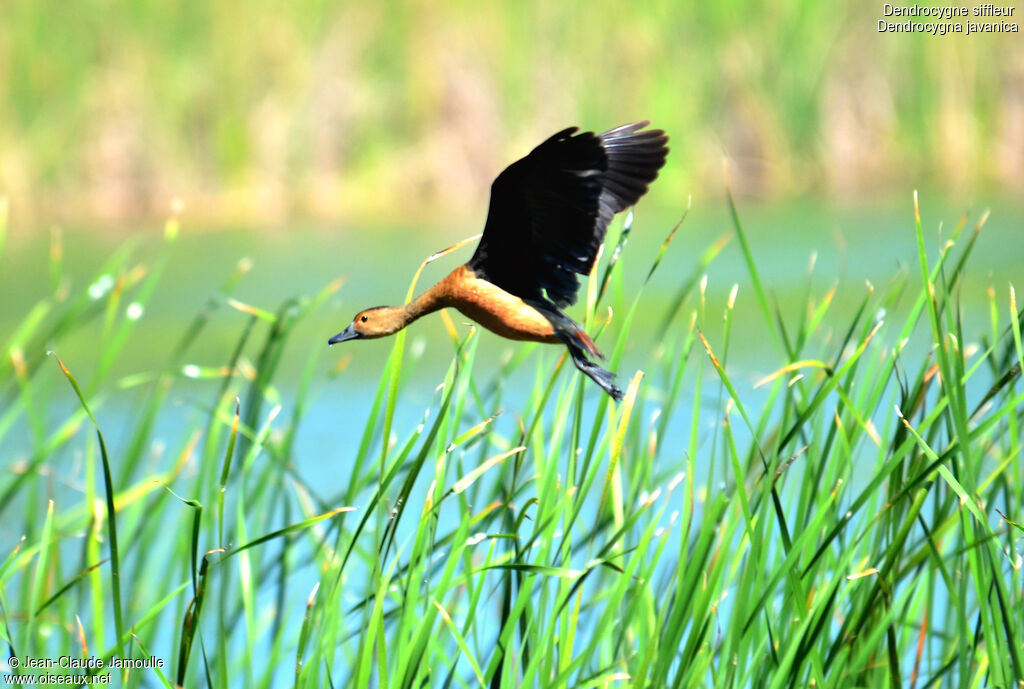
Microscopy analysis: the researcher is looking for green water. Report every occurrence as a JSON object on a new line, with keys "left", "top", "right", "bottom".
{"left": 3, "top": 195, "right": 1020, "bottom": 387}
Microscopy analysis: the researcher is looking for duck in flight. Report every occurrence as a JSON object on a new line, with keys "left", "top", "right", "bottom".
{"left": 328, "top": 121, "right": 669, "bottom": 401}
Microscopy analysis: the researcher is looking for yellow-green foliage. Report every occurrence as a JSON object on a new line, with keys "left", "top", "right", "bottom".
{"left": 1, "top": 196, "right": 1022, "bottom": 687}
{"left": 1, "top": 0, "right": 1020, "bottom": 223}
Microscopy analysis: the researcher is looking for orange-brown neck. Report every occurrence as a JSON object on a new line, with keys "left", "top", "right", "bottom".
{"left": 358, "top": 265, "right": 567, "bottom": 347}
{"left": 403, "top": 282, "right": 448, "bottom": 323}
{"left": 381, "top": 272, "right": 457, "bottom": 334}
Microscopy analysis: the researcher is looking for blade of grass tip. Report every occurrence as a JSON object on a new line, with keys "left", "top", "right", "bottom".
{"left": 161, "top": 484, "right": 204, "bottom": 597}
{"left": 53, "top": 354, "right": 98, "bottom": 426}
{"left": 1, "top": 301, "right": 51, "bottom": 384}
{"left": 75, "top": 615, "right": 87, "bottom": 657}
{"left": 218, "top": 398, "right": 241, "bottom": 547}
{"left": 404, "top": 232, "right": 483, "bottom": 306}
{"left": 450, "top": 446, "right": 526, "bottom": 496}
{"left": 53, "top": 355, "right": 125, "bottom": 660}
{"left": 0, "top": 536, "right": 26, "bottom": 581}
{"left": 424, "top": 233, "right": 483, "bottom": 268}
{"left": 433, "top": 598, "right": 486, "bottom": 686}
{"left": 220, "top": 507, "right": 355, "bottom": 560}
{"left": 295, "top": 582, "right": 320, "bottom": 683}
{"left": 642, "top": 203, "right": 689, "bottom": 284}
{"left": 804, "top": 282, "right": 837, "bottom": 342}
{"left": 713, "top": 284, "right": 739, "bottom": 436}
{"left": 226, "top": 298, "right": 278, "bottom": 323}
{"left": 696, "top": 331, "right": 760, "bottom": 446}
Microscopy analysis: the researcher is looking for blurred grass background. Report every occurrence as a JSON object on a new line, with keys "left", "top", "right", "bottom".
{"left": 1, "top": 0, "right": 1021, "bottom": 228}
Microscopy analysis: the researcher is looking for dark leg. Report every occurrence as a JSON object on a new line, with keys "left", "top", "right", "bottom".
{"left": 528, "top": 299, "right": 623, "bottom": 401}
{"left": 564, "top": 343, "right": 624, "bottom": 402}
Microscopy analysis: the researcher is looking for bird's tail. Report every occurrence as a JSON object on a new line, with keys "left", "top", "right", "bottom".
{"left": 527, "top": 299, "right": 604, "bottom": 359}
{"left": 573, "top": 327, "right": 603, "bottom": 360}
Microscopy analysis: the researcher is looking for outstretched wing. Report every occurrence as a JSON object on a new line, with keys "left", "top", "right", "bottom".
{"left": 467, "top": 121, "right": 668, "bottom": 307}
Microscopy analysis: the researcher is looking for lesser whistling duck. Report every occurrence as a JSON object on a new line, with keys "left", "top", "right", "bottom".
{"left": 328, "top": 121, "right": 669, "bottom": 401}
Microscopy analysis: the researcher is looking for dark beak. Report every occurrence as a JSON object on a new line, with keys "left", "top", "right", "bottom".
{"left": 328, "top": 323, "right": 361, "bottom": 345}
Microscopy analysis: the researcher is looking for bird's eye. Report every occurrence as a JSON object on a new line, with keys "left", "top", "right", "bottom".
{"left": 360, "top": 315, "right": 368, "bottom": 322}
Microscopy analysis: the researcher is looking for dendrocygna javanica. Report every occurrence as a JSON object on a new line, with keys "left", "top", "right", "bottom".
{"left": 329, "top": 121, "right": 669, "bottom": 401}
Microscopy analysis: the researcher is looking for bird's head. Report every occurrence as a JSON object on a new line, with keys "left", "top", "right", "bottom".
{"left": 328, "top": 306, "right": 405, "bottom": 344}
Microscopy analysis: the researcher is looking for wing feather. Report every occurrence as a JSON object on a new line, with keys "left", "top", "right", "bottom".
{"left": 468, "top": 121, "right": 668, "bottom": 308}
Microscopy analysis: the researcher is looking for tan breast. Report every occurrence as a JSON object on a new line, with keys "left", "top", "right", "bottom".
{"left": 441, "top": 266, "right": 560, "bottom": 344}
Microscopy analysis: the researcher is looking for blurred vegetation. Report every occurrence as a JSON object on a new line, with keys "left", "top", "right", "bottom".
{"left": 2, "top": 0, "right": 1021, "bottom": 226}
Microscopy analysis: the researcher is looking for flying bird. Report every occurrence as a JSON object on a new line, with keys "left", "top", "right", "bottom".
{"left": 329, "top": 121, "right": 669, "bottom": 400}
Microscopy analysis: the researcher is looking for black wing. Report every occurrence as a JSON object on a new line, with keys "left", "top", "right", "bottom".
{"left": 467, "top": 121, "right": 668, "bottom": 307}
